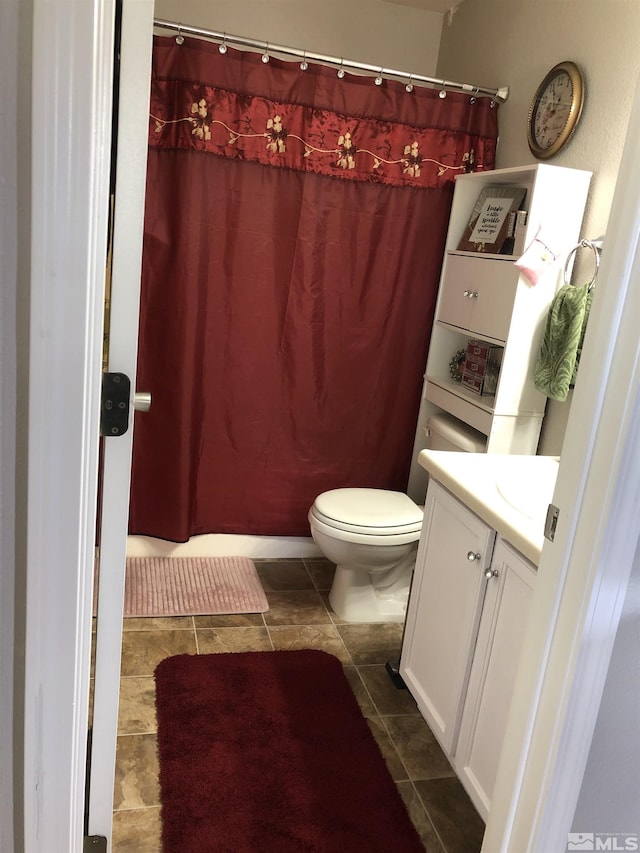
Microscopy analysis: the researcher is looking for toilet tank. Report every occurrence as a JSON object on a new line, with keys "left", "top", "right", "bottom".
{"left": 425, "top": 413, "right": 486, "bottom": 453}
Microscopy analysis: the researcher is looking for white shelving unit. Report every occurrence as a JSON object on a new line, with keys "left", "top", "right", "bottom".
{"left": 408, "top": 164, "right": 592, "bottom": 503}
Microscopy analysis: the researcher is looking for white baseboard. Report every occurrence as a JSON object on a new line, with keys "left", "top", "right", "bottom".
{"left": 126, "top": 533, "right": 322, "bottom": 559}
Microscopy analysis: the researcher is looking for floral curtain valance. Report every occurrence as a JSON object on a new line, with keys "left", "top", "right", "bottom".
{"left": 149, "top": 36, "right": 499, "bottom": 190}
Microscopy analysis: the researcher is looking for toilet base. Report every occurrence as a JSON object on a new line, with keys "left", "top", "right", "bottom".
{"left": 328, "top": 564, "right": 411, "bottom": 623}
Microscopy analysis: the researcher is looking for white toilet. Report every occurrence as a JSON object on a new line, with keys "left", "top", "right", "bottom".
{"left": 309, "top": 416, "right": 486, "bottom": 624}
{"left": 308, "top": 488, "right": 423, "bottom": 623}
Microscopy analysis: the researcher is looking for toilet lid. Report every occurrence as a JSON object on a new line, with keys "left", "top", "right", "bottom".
{"left": 312, "top": 488, "right": 422, "bottom": 535}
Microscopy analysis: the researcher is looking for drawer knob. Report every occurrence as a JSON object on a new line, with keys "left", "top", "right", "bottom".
{"left": 484, "top": 568, "right": 499, "bottom": 579}
{"left": 467, "top": 551, "right": 481, "bottom": 562}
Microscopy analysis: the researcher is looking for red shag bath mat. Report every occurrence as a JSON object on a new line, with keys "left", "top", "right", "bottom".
{"left": 154, "top": 650, "right": 425, "bottom": 852}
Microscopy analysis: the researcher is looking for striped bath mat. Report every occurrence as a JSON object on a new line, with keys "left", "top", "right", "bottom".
{"left": 103, "top": 556, "right": 268, "bottom": 617}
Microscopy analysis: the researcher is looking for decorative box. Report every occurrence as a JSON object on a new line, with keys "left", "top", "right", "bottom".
{"left": 461, "top": 340, "right": 503, "bottom": 396}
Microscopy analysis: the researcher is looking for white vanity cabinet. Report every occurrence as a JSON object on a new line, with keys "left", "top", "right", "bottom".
{"left": 454, "top": 537, "right": 535, "bottom": 820}
{"left": 400, "top": 480, "right": 496, "bottom": 754}
{"left": 400, "top": 479, "right": 537, "bottom": 819}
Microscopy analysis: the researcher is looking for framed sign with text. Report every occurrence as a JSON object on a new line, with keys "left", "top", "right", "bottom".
{"left": 457, "top": 185, "right": 527, "bottom": 253}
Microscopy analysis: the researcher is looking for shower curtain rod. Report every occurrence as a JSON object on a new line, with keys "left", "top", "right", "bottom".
{"left": 153, "top": 18, "right": 510, "bottom": 103}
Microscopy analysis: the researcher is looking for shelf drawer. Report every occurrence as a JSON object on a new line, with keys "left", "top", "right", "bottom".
{"left": 437, "top": 255, "right": 518, "bottom": 343}
{"left": 426, "top": 381, "right": 492, "bottom": 435}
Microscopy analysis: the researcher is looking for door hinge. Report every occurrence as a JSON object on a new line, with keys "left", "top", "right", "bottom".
{"left": 544, "top": 503, "right": 560, "bottom": 542}
{"left": 100, "top": 372, "right": 131, "bottom": 437}
{"left": 83, "top": 836, "right": 107, "bottom": 853}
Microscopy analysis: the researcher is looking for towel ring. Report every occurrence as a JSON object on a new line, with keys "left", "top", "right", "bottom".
{"left": 563, "top": 239, "right": 601, "bottom": 290}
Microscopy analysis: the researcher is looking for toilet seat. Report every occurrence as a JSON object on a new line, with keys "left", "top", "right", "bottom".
{"left": 310, "top": 488, "right": 422, "bottom": 538}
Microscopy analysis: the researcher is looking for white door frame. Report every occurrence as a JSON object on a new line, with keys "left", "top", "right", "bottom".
{"left": 88, "top": 0, "right": 154, "bottom": 842}
{"left": 24, "top": 0, "right": 153, "bottom": 849}
{"left": 24, "top": 0, "right": 116, "bottom": 849}
{"left": 22, "top": 3, "right": 640, "bottom": 851}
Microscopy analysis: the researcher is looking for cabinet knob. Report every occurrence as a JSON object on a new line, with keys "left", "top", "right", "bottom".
{"left": 484, "top": 568, "right": 499, "bottom": 579}
{"left": 467, "top": 551, "right": 481, "bottom": 562}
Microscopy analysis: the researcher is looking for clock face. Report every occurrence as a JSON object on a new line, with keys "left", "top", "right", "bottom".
{"left": 532, "top": 71, "right": 573, "bottom": 150}
{"left": 527, "top": 62, "right": 584, "bottom": 159}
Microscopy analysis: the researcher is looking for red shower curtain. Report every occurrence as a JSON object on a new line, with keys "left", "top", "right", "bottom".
{"left": 128, "top": 36, "right": 498, "bottom": 540}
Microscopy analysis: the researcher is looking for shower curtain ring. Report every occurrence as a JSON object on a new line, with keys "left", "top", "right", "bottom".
{"left": 439, "top": 81, "right": 447, "bottom": 98}
{"left": 262, "top": 42, "right": 270, "bottom": 63}
{"left": 300, "top": 51, "right": 308, "bottom": 71}
{"left": 374, "top": 67, "right": 384, "bottom": 86}
{"left": 337, "top": 59, "right": 345, "bottom": 79}
{"left": 405, "top": 75, "right": 414, "bottom": 93}
{"left": 175, "top": 25, "right": 184, "bottom": 45}
{"left": 219, "top": 33, "right": 227, "bottom": 54}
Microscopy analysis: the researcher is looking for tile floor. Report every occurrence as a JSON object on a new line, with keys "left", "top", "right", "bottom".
{"left": 106, "top": 557, "right": 485, "bottom": 852}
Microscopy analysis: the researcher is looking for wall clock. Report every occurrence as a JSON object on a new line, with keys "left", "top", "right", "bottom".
{"left": 527, "top": 61, "right": 585, "bottom": 159}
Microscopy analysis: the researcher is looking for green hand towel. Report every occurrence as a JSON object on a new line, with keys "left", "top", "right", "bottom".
{"left": 535, "top": 283, "right": 593, "bottom": 402}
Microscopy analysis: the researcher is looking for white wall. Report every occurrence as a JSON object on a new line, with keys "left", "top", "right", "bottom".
{"left": 571, "top": 544, "right": 640, "bottom": 838}
{"left": 438, "top": 0, "right": 640, "bottom": 453}
{"left": 153, "top": 0, "right": 443, "bottom": 76}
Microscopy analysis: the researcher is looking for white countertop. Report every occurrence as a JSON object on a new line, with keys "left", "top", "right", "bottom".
{"left": 417, "top": 450, "right": 560, "bottom": 565}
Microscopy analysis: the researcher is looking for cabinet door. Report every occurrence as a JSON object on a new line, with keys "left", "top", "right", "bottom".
{"left": 436, "top": 254, "right": 517, "bottom": 343}
{"left": 400, "top": 481, "right": 495, "bottom": 755}
{"left": 454, "top": 538, "right": 536, "bottom": 820}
